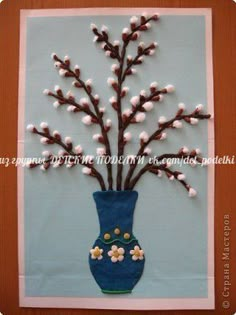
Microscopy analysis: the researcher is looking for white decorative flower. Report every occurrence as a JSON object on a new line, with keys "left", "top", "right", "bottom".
{"left": 182, "top": 146, "right": 189, "bottom": 153}
{"left": 40, "top": 122, "right": 48, "bottom": 129}
{"left": 150, "top": 81, "right": 158, "bottom": 89}
{"left": 123, "top": 108, "right": 132, "bottom": 117}
{"left": 158, "top": 116, "right": 167, "bottom": 124}
{"left": 108, "top": 245, "right": 125, "bottom": 263}
{"left": 59, "top": 68, "right": 67, "bottom": 76}
{"left": 75, "top": 145, "right": 83, "bottom": 154}
{"left": 122, "top": 27, "right": 129, "bottom": 34}
{"left": 82, "top": 115, "right": 92, "bottom": 125}
{"left": 165, "top": 84, "right": 175, "bottom": 93}
{"left": 158, "top": 94, "right": 164, "bottom": 102}
{"left": 160, "top": 132, "right": 167, "bottom": 140}
{"left": 139, "top": 131, "right": 149, "bottom": 142}
{"left": 26, "top": 124, "right": 35, "bottom": 132}
{"left": 173, "top": 120, "right": 183, "bottom": 129}
{"left": 90, "top": 23, "right": 97, "bottom": 30}
{"left": 113, "top": 40, "right": 120, "bottom": 46}
{"left": 85, "top": 79, "right": 92, "bottom": 86}
{"left": 65, "top": 137, "right": 72, "bottom": 144}
{"left": 109, "top": 96, "right": 117, "bottom": 104}
{"left": 53, "top": 101, "right": 60, "bottom": 108}
{"left": 177, "top": 173, "right": 186, "bottom": 180}
{"left": 135, "top": 112, "right": 146, "bottom": 122}
{"left": 96, "top": 147, "right": 106, "bottom": 156}
{"left": 189, "top": 187, "right": 197, "bottom": 197}
{"left": 178, "top": 102, "right": 186, "bottom": 110}
{"left": 196, "top": 104, "right": 203, "bottom": 111}
{"left": 123, "top": 132, "right": 132, "bottom": 142}
{"left": 101, "top": 25, "right": 108, "bottom": 33}
{"left": 106, "top": 119, "right": 112, "bottom": 127}
{"left": 67, "top": 105, "right": 76, "bottom": 112}
{"left": 130, "top": 16, "right": 138, "bottom": 24}
{"left": 144, "top": 147, "right": 152, "bottom": 155}
{"left": 43, "top": 89, "right": 50, "bottom": 95}
{"left": 142, "top": 101, "right": 153, "bottom": 112}
{"left": 190, "top": 118, "right": 199, "bottom": 125}
{"left": 90, "top": 246, "right": 103, "bottom": 260}
{"left": 82, "top": 167, "right": 92, "bottom": 175}
{"left": 130, "top": 245, "right": 144, "bottom": 261}
{"left": 42, "top": 150, "right": 51, "bottom": 158}
{"left": 107, "top": 77, "right": 116, "bottom": 86}
{"left": 66, "top": 90, "right": 74, "bottom": 98}
{"left": 54, "top": 85, "right": 60, "bottom": 92}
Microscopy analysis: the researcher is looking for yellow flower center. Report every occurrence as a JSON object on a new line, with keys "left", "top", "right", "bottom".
{"left": 113, "top": 250, "right": 120, "bottom": 258}
{"left": 93, "top": 248, "right": 101, "bottom": 257}
{"left": 134, "top": 249, "right": 141, "bottom": 257}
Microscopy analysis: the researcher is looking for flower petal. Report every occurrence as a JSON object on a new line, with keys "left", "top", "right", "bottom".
{"left": 98, "top": 255, "right": 103, "bottom": 260}
{"left": 132, "top": 255, "right": 138, "bottom": 261}
{"left": 118, "top": 247, "right": 125, "bottom": 255}
{"left": 134, "top": 245, "right": 140, "bottom": 251}
{"left": 111, "top": 256, "right": 118, "bottom": 263}
{"left": 108, "top": 250, "right": 113, "bottom": 257}
{"left": 118, "top": 255, "right": 124, "bottom": 262}
{"left": 111, "top": 245, "right": 118, "bottom": 251}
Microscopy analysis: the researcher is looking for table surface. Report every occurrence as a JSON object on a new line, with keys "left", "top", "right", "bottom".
{"left": 0, "top": 0, "right": 235, "bottom": 315}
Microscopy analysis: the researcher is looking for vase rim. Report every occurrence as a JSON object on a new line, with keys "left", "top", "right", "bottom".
{"left": 93, "top": 190, "right": 138, "bottom": 194}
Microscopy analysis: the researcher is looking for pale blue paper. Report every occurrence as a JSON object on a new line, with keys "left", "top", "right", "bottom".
{"left": 24, "top": 14, "right": 208, "bottom": 298}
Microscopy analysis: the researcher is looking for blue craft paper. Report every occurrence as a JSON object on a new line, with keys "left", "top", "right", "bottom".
{"left": 24, "top": 14, "right": 208, "bottom": 298}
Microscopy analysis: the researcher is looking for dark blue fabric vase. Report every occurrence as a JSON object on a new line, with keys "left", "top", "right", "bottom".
{"left": 89, "top": 190, "right": 145, "bottom": 294}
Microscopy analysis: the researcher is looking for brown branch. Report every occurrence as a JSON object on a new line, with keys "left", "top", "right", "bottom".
{"left": 121, "top": 43, "right": 157, "bottom": 82}
{"left": 32, "top": 129, "right": 106, "bottom": 190}
{"left": 91, "top": 27, "right": 121, "bottom": 61}
{"left": 51, "top": 56, "right": 113, "bottom": 190}
{"left": 128, "top": 162, "right": 191, "bottom": 193}
{"left": 116, "top": 16, "right": 158, "bottom": 190}
{"left": 124, "top": 112, "right": 211, "bottom": 189}
{"left": 122, "top": 88, "right": 166, "bottom": 130}
{"left": 127, "top": 152, "right": 202, "bottom": 189}
{"left": 49, "top": 92, "right": 98, "bottom": 120}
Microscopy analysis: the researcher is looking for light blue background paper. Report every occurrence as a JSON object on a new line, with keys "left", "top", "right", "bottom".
{"left": 24, "top": 14, "right": 208, "bottom": 298}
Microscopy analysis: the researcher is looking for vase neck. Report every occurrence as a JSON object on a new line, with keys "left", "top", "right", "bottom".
{"left": 93, "top": 191, "right": 138, "bottom": 242}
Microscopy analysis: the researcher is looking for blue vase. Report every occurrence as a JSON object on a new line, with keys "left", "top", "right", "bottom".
{"left": 89, "top": 190, "right": 145, "bottom": 294}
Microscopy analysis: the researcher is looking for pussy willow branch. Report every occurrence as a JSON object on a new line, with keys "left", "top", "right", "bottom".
{"left": 121, "top": 43, "right": 156, "bottom": 82}
{"left": 34, "top": 130, "right": 106, "bottom": 190}
{"left": 122, "top": 88, "right": 166, "bottom": 130}
{"left": 53, "top": 57, "right": 113, "bottom": 190}
{"left": 124, "top": 112, "right": 211, "bottom": 189}
{"left": 116, "top": 16, "right": 156, "bottom": 190}
{"left": 128, "top": 153, "right": 202, "bottom": 189}
{"left": 49, "top": 93, "right": 98, "bottom": 119}
{"left": 92, "top": 28, "right": 121, "bottom": 61}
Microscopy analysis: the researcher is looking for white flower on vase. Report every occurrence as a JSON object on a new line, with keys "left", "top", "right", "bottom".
{"left": 90, "top": 246, "right": 103, "bottom": 260}
{"left": 130, "top": 245, "right": 144, "bottom": 261}
{"left": 108, "top": 245, "right": 125, "bottom": 263}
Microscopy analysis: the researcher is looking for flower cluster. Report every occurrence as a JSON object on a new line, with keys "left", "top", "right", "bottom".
{"left": 90, "top": 244, "right": 144, "bottom": 263}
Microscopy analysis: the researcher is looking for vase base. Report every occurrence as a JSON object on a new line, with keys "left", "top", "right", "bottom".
{"left": 101, "top": 289, "right": 132, "bottom": 294}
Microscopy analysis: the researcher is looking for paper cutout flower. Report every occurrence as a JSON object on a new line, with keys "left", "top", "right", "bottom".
{"left": 108, "top": 245, "right": 125, "bottom": 263}
{"left": 130, "top": 245, "right": 144, "bottom": 261}
{"left": 90, "top": 246, "right": 103, "bottom": 260}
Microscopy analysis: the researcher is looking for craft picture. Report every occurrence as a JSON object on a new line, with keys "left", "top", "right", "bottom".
{"left": 26, "top": 12, "right": 211, "bottom": 295}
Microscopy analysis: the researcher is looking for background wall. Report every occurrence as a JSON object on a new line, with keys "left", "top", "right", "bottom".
{"left": 0, "top": 0, "right": 235, "bottom": 315}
